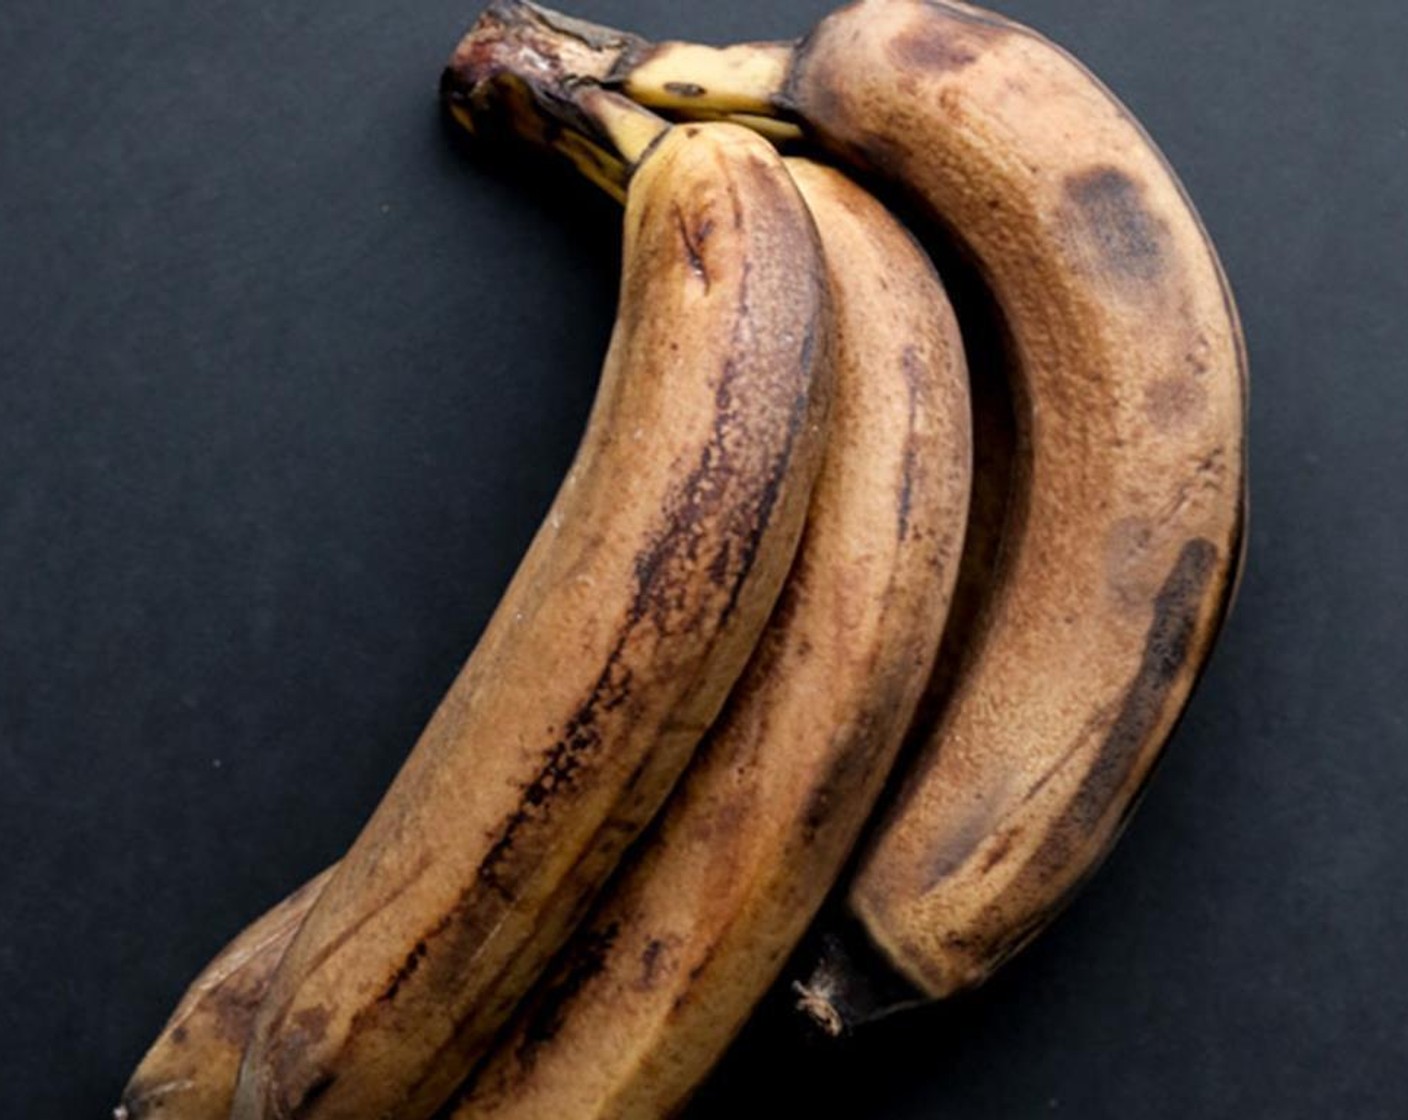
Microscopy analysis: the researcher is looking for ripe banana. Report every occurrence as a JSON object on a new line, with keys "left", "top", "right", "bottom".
{"left": 228, "top": 94, "right": 835, "bottom": 1119}
{"left": 509, "top": 0, "right": 1247, "bottom": 1021}
{"left": 435, "top": 53, "right": 971, "bottom": 1115}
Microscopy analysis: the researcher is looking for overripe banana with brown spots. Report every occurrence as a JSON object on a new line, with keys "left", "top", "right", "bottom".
{"left": 112, "top": 19, "right": 971, "bottom": 1115}
{"left": 433, "top": 43, "right": 972, "bottom": 1113}
{"left": 492, "top": 0, "right": 1248, "bottom": 1026}
{"left": 226, "top": 108, "right": 835, "bottom": 1120}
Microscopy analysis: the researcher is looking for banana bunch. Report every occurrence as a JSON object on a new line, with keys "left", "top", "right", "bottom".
{"left": 117, "top": 1, "right": 1246, "bottom": 1118}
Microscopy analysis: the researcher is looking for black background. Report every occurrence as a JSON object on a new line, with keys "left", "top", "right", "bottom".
{"left": 3, "top": 0, "right": 1405, "bottom": 1116}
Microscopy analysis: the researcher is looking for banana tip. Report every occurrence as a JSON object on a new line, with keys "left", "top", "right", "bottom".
{"left": 792, "top": 980, "right": 845, "bottom": 1038}
{"left": 438, "top": 59, "right": 471, "bottom": 104}
{"left": 438, "top": 66, "right": 477, "bottom": 136}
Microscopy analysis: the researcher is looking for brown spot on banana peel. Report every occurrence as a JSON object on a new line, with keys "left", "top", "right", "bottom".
{"left": 976, "top": 827, "right": 1017, "bottom": 875}
{"left": 799, "top": 709, "right": 881, "bottom": 846}
{"left": 983, "top": 539, "right": 1218, "bottom": 884}
{"left": 1069, "top": 541, "right": 1218, "bottom": 829}
{"left": 172, "top": 953, "right": 287, "bottom": 1051}
{"left": 378, "top": 940, "right": 430, "bottom": 1005}
{"left": 885, "top": 7, "right": 1005, "bottom": 74}
{"left": 1145, "top": 375, "right": 1209, "bottom": 431}
{"left": 638, "top": 937, "right": 674, "bottom": 989}
{"left": 1063, "top": 166, "right": 1170, "bottom": 285}
{"left": 895, "top": 345, "right": 924, "bottom": 542}
{"left": 1104, "top": 516, "right": 1160, "bottom": 610}
{"left": 516, "top": 922, "right": 622, "bottom": 1060}
{"left": 673, "top": 206, "right": 719, "bottom": 290}
{"left": 266, "top": 1006, "right": 334, "bottom": 1119}
{"left": 436, "top": 846, "right": 629, "bottom": 1101}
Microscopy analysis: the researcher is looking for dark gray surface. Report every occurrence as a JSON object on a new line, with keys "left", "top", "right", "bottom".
{"left": 2, "top": 1, "right": 1405, "bottom": 1116}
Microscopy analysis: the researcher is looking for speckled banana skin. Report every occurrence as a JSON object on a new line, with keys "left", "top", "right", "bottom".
{"left": 227, "top": 119, "right": 834, "bottom": 1120}
{"left": 443, "top": 151, "right": 970, "bottom": 1120}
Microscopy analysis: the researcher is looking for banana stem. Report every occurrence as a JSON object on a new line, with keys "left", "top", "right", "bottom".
{"left": 552, "top": 127, "right": 631, "bottom": 205}
{"left": 578, "top": 86, "right": 668, "bottom": 167}
{"left": 440, "top": 1, "right": 800, "bottom": 199}
{"left": 621, "top": 41, "right": 794, "bottom": 117}
{"left": 441, "top": 0, "right": 674, "bottom": 200}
